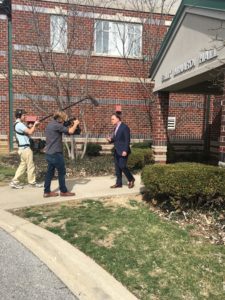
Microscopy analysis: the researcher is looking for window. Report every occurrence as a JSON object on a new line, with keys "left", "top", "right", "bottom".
{"left": 167, "top": 117, "right": 176, "bottom": 130}
{"left": 95, "top": 20, "right": 142, "bottom": 58}
{"left": 50, "top": 15, "right": 67, "bottom": 52}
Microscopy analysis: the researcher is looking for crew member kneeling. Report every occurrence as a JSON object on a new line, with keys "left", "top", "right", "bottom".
{"left": 43, "top": 111, "right": 79, "bottom": 198}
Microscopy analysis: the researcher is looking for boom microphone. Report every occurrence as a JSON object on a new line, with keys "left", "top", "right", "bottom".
{"left": 39, "top": 95, "right": 99, "bottom": 123}
{"left": 88, "top": 96, "right": 99, "bottom": 107}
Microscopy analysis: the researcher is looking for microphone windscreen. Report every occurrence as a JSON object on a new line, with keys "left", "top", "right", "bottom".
{"left": 88, "top": 95, "right": 99, "bottom": 106}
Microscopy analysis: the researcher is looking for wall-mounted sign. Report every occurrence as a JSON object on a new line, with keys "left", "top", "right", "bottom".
{"left": 162, "top": 49, "right": 218, "bottom": 83}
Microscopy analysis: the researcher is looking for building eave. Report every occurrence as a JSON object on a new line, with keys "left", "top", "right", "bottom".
{"left": 150, "top": 0, "right": 225, "bottom": 79}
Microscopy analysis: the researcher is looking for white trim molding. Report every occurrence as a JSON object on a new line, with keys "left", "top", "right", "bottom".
{"left": 14, "top": 44, "right": 90, "bottom": 56}
{"left": 12, "top": 4, "right": 169, "bottom": 25}
{"left": 12, "top": 69, "right": 153, "bottom": 84}
{"left": 0, "top": 51, "right": 6, "bottom": 56}
{"left": 12, "top": 4, "right": 67, "bottom": 15}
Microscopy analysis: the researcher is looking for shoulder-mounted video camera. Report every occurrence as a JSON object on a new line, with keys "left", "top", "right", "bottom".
{"left": 63, "top": 117, "right": 81, "bottom": 135}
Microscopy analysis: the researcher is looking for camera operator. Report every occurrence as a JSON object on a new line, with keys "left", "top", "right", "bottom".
{"left": 43, "top": 111, "right": 79, "bottom": 198}
{"left": 10, "top": 109, "right": 43, "bottom": 189}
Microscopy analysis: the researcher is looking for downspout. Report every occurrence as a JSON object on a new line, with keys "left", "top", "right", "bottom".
{"left": 7, "top": 2, "right": 13, "bottom": 151}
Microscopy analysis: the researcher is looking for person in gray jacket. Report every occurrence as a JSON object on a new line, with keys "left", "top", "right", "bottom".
{"left": 43, "top": 111, "right": 79, "bottom": 198}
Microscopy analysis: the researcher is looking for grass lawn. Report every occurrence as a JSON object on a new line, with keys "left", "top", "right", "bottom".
{"left": 0, "top": 165, "right": 15, "bottom": 182}
{"left": 13, "top": 198, "right": 225, "bottom": 300}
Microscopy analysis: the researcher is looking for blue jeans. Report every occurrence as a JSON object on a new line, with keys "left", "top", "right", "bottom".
{"left": 44, "top": 153, "right": 67, "bottom": 193}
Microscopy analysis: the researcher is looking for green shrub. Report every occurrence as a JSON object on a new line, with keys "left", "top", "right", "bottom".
{"left": 128, "top": 148, "right": 153, "bottom": 170}
{"left": 131, "top": 141, "right": 152, "bottom": 149}
{"left": 69, "top": 155, "right": 114, "bottom": 176}
{"left": 85, "top": 143, "right": 102, "bottom": 156}
{"left": 142, "top": 163, "right": 225, "bottom": 210}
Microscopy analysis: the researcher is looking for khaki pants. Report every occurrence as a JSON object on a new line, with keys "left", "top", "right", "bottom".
{"left": 13, "top": 148, "right": 36, "bottom": 184}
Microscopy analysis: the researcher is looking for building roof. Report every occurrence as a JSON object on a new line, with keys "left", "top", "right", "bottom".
{"left": 150, "top": 0, "right": 225, "bottom": 78}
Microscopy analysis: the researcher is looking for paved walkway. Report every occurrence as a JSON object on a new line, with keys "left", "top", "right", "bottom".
{"left": 0, "top": 175, "right": 142, "bottom": 300}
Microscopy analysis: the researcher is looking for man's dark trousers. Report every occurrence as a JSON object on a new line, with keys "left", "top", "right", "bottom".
{"left": 44, "top": 153, "right": 67, "bottom": 193}
{"left": 114, "top": 152, "right": 134, "bottom": 186}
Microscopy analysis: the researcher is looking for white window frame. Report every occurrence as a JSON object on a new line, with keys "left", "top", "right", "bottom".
{"left": 50, "top": 15, "right": 67, "bottom": 52}
{"left": 94, "top": 20, "right": 142, "bottom": 58}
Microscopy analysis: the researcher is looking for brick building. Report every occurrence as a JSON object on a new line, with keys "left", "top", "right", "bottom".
{"left": 0, "top": 0, "right": 223, "bottom": 163}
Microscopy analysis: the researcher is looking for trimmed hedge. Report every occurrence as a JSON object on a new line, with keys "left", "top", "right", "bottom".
{"left": 142, "top": 163, "right": 225, "bottom": 210}
{"left": 85, "top": 143, "right": 102, "bottom": 156}
{"left": 131, "top": 141, "right": 152, "bottom": 149}
{"left": 69, "top": 155, "right": 114, "bottom": 176}
{"left": 128, "top": 148, "right": 153, "bottom": 170}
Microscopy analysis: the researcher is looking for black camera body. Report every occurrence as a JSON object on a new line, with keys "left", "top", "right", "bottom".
{"left": 29, "top": 138, "right": 46, "bottom": 152}
{"left": 63, "top": 117, "right": 81, "bottom": 135}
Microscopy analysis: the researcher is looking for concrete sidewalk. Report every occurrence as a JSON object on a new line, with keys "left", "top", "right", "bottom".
{"left": 0, "top": 174, "right": 143, "bottom": 210}
{"left": 0, "top": 175, "right": 142, "bottom": 300}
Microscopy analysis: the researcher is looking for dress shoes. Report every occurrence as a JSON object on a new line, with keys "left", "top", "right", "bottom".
{"left": 43, "top": 192, "right": 59, "bottom": 198}
{"left": 60, "top": 191, "right": 76, "bottom": 197}
{"left": 128, "top": 179, "right": 135, "bottom": 189}
{"left": 110, "top": 184, "right": 122, "bottom": 188}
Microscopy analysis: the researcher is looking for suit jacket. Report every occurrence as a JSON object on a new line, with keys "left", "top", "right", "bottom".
{"left": 111, "top": 123, "right": 131, "bottom": 156}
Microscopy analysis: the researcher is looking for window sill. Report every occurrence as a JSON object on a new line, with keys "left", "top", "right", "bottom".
{"left": 51, "top": 49, "right": 67, "bottom": 53}
{"left": 92, "top": 52, "right": 143, "bottom": 60}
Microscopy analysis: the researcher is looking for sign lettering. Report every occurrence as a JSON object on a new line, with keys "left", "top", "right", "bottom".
{"left": 161, "top": 49, "right": 218, "bottom": 83}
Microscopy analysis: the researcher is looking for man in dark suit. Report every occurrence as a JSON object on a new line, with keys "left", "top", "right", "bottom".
{"left": 107, "top": 113, "right": 135, "bottom": 188}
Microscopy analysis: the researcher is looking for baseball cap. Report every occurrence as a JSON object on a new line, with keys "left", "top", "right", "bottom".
{"left": 15, "top": 109, "right": 27, "bottom": 117}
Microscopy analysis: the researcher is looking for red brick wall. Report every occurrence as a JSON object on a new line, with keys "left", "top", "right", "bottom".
{"left": 219, "top": 95, "right": 225, "bottom": 162}
{"left": 0, "top": 15, "right": 8, "bottom": 136}
{"left": 1, "top": 0, "right": 168, "bottom": 139}
{"left": 168, "top": 93, "right": 205, "bottom": 141}
{"left": 210, "top": 95, "right": 222, "bottom": 142}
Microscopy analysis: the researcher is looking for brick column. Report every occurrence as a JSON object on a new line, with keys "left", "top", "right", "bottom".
{"left": 219, "top": 95, "right": 225, "bottom": 166}
{"left": 0, "top": 14, "right": 9, "bottom": 154}
{"left": 151, "top": 92, "right": 169, "bottom": 163}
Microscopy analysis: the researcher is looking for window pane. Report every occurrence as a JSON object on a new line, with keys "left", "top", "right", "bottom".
{"left": 127, "top": 24, "right": 141, "bottom": 57}
{"left": 103, "top": 21, "right": 109, "bottom": 31}
{"left": 94, "top": 20, "right": 142, "bottom": 57}
{"left": 95, "top": 21, "right": 109, "bottom": 54}
{"left": 95, "top": 21, "right": 103, "bottom": 53}
{"left": 103, "top": 31, "right": 109, "bottom": 53}
{"left": 50, "top": 15, "right": 67, "bottom": 52}
{"left": 108, "top": 22, "right": 124, "bottom": 56}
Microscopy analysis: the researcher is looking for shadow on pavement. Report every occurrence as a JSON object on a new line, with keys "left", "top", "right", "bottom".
{"left": 66, "top": 178, "right": 91, "bottom": 191}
